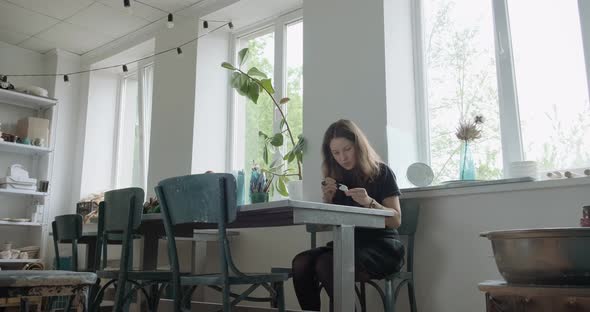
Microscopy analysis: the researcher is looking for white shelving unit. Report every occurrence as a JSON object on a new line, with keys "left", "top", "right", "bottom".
{"left": 0, "top": 88, "right": 57, "bottom": 269}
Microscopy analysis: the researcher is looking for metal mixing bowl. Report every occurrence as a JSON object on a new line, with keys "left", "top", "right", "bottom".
{"left": 481, "top": 227, "right": 590, "bottom": 285}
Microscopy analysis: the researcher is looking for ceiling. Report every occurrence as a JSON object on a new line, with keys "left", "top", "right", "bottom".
{"left": 0, "top": 0, "right": 301, "bottom": 56}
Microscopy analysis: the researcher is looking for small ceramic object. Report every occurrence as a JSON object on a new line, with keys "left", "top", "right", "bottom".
{"left": 407, "top": 162, "right": 434, "bottom": 187}
{"left": 0, "top": 250, "right": 10, "bottom": 259}
{"left": 19, "top": 252, "right": 28, "bottom": 259}
{"left": 3, "top": 242, "right": 12, "bottom": 251}
{"left": 338, "top": 184, "right": 349, "bottom": 191}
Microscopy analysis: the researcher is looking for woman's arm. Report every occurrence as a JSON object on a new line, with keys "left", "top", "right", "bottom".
{"left": 368, "top": 196, "right": 401, "bottom": 229}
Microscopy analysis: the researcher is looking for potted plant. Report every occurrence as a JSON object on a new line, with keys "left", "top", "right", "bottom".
{"left": 222, "top": 48, "right": 304, "bottom": 197}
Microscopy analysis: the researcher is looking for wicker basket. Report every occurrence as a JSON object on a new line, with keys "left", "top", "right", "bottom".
{"left": 18, "top": 246, "right": 40, "bottom": 259}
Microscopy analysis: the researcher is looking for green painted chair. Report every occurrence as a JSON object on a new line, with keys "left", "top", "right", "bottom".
{"left": 52, "top": 214, "right": 83, "bottom": 272}
{"left": 155, "top": 173, "right": 289, "bottom": 312}
{"left": 92, "top": 187, "right": 172, "bottom": 312}
{"left": 356, "top": 199, "right": 419, "bottom": 312}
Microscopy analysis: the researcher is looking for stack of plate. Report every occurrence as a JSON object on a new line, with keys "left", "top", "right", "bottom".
{"left": 508, "top": 161, "right": 538, "bottom": 179}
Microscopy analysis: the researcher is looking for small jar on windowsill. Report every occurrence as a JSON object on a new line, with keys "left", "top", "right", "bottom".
{"left": 250, "top": 192, "right": 269, "bottom": 204}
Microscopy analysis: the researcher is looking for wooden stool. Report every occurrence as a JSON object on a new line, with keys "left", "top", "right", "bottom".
{"left": 479, "top": 280, "right": 590, "bottom": 312}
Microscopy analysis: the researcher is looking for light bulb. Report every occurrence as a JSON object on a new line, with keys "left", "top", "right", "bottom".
{"left": 167, "top": 13, "right": 174, "bottom": 29}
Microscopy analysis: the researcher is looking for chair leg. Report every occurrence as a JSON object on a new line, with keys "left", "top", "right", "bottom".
{"left": 19, "top": 298, "right": 29, "bottom": 312}
{"left": 222, "top": 285, "right": 231, "bottom": 312}
{"left": 384, "top": 279, "right": 394, "bottom": 312}
{"left": 359, "top": 282, "right": 367, "bottom": 312}
{"left": 276, "top": 282, "right": 285, "bottom": 312}
{"left": 408, "top": 281, "right": 417, "bottom": 312}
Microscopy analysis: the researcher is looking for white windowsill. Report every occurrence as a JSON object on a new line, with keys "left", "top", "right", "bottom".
{"left": 400, "top": 176, "right": 590, "bottom": 199}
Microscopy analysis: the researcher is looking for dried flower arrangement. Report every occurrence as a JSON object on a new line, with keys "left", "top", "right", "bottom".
{"left": 455, "top": 115, "right": 485, "bottom": 142}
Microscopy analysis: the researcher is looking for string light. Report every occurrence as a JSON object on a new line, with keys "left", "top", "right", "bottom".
{"left": 167, "top": 13, "right": 174, "bottom": 29}
{"left": 228, "top": 22, "right": 234, "bottom": 29}
{"left": 122, "top": 65, "right": 128, "bottom": 72}
{"left": 123, "top": 0, "right": 132, "bottom": 14}
{"left": 2, "top": 22, "right": 231, "bottom": 84}
{"left": 203, "top": 20, "right": 208, "bottom": 29}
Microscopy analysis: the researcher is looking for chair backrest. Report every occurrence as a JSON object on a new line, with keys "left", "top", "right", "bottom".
{"left": 98, "top": 187, "right": 144, "bottom": 272}
{"left": 399, "top": 199, "right": 420, "bottom": 273}
{"left": 103, "top": 187, "right": 144, "bottom": 233}
{"left": 155, "top": 173, "right": 238, "bottom": 285}
{"left": 155, "top": 173, "right": 237, "bottom": 225}
{"left": 52, "top": 214, "right": 83, "bottom": 271}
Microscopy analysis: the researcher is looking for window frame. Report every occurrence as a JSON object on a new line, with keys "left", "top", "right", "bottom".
{"left": 413, "top": 0, "right": 590, "bottom": 177}
{"left": 227, "top": 9, "right": 303, "bottom": 172}
{"left": 112, "top": 60, "right": 154, "bottom": 190}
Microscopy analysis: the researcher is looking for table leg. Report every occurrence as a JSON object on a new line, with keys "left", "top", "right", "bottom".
{"left": 142, "top": 231, "right": 159, "bottom": 270}
{"left": 333, "top": 225, "right": 355, "bottom": 312}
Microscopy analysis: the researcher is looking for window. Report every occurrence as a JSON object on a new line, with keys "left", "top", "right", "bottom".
{"left": 115, "top": 63, "right": 153, "bottom": 189}
{"left": 418, "top": 0, "right": 590, "bottom": 182}
{"left": 507, "top": 0, "right": 590, "bottom": 171}
{"left": 230, "top": 12, "right": 303, "bottom": 195}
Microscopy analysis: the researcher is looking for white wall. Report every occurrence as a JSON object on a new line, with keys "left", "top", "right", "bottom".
{"left": 302, "top": 0, "right": 389, "bottom": 202}
{"left": 384, "top": 0, "right": 418, "bottom": 188}
{"left": 579, "top": 0, "right": 590, "bottom": 102}
{"left": 0, "top": 41, "right": 47, "bottom": 90}
{"left": 404, "top": 183, "right": 590, "bottom": 312}
{"left": 192, "top": 31, "right": 231, "bottom": 174}
{"left": 79, "top": 70, "right": 119, "bottom": 198}
{"left": 147, "top": 17, "right": 199, "bottom": 196}
{"left": 44, "top": 49, "right": 83, "bottom": 216}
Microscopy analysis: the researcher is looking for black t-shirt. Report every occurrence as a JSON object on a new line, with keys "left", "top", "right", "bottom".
{"left": 332, "top": 162, "right": 401, "bottom": 208}
{"left": 327, "top": 163, "right": 405, "bottom": 277}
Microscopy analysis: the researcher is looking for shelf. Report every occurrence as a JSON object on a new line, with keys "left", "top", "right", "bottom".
{"left": 0, "top": 259, "right": 42, "bottom": 264}
{"left": 0, "top": 220, "right": 42, "bottom": 227}
{"left": 0, "top": 189, "right": 48, "bottom": 196}
{"left": 0, "top": 89, "right": 57, "bottom": 110}
{"left": 0, "top": 141, "right": 52, "bottom": 155}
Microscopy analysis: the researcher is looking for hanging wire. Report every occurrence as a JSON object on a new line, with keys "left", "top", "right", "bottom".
{"left": 2, "top": 22, "right": 231, "bottom": 79}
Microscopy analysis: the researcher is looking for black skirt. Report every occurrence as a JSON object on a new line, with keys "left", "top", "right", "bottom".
{"left": 327, "top": 227, "right": 405, "bottom": 279}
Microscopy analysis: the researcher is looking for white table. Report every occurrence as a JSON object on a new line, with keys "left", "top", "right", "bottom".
{"left": 140, "top": 199, "right": 393, "bottom": 312}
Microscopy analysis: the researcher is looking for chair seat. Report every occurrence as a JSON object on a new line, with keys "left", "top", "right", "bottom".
{"left": 0, "top": 270, "right": 97, "bottom": 287}
{"left": 181, "top": 272, "right": 290, "bottom": 286}
{"left": 97, "top": 270, "right": 179, "bottom": 281}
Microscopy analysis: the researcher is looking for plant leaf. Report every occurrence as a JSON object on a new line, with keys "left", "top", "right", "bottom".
{"left": 296, "top": 151, "right": 303, "bottom": 163}
{"left": 238, "top": 48, "right": 249, "bottom": 66}
{"left": 288, "top": 152, "right": 296, "bottom": 162}
{"left": 263, "top": 145, "right": 269, "bottom": 164}
{"left": 247, "top": 80, "right": 259, "bottom": 104}
{"left": 283, "top": 151, "right": 291, "bottom": 161}
{"left": 277, "top": 176, "right": 289, "bottom": 197}
{"left": 279, "top": 118, "right": 286, "bottom": 130}
{"left": 247, "top": 67, "right": 267, "bottom": 79}
{"left": 221, "top": 62, "right": 236, "bottom": 70}
{"left": 270, "top": 133, "right": 284, "bottom": 147}
{"left": 260, "top": 78, "right": 275, "bottom": 94}
{"left": 258, "top": 131, "right": 269, "bottom": 139}
{"left": 279, "top": 97, "right": 290, "bottom": 104}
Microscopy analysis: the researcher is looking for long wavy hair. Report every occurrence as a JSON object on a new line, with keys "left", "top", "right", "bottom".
{"left": 321, "top": 119, "right": 382, "bottom": 183}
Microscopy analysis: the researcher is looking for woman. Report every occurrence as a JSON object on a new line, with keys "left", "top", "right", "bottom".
{"left": 292, "top": 119, "right": 405, "bottom": 311}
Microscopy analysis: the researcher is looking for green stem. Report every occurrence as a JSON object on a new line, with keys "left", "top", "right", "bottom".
{"left": 239, "top": 69, "right": 302, "bottom": 179}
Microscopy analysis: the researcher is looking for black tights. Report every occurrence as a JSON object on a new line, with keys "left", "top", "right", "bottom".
{"left": 292, "top": 247, "right": 370, "bottom": 311}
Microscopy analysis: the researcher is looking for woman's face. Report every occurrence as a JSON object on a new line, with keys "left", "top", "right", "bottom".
{"left": 329, "top": 137, "right": 356, "bottom": 170}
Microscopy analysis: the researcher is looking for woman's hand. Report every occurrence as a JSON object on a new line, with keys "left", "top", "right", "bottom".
{"left": 321, "top": 177, "right": 338, "bottom": 203}
{"left": 345, "top": 188, "right": 372, "bottom": 207}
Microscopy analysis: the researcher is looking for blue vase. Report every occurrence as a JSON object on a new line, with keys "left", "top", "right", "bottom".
{"left": 459, "top": 141, "right": 476, "bottom": 180}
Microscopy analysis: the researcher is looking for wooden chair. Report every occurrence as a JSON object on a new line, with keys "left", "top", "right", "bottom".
{"left": 356, "top": 199, "right": 419, "bottom": 312}
{"left": 92, "top": 187, "right": 172, "bottom": 312}
{"left": 155, "top": 173, "right": 289, "bottom": 312}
